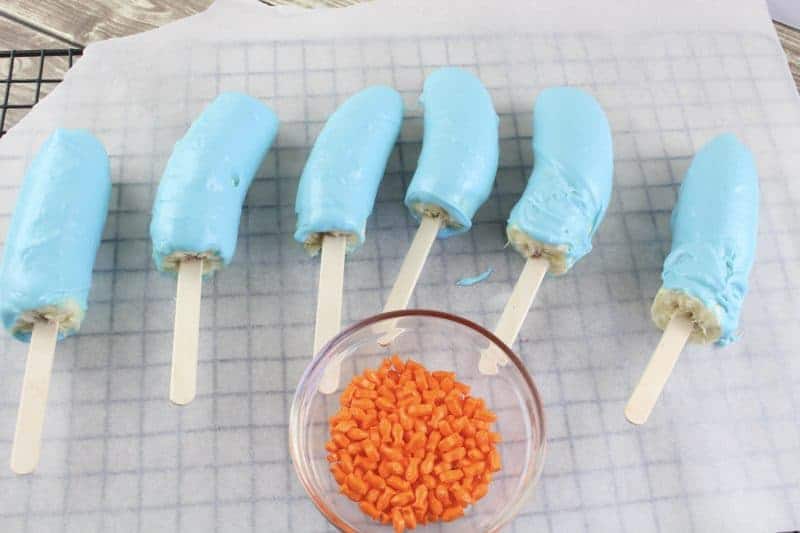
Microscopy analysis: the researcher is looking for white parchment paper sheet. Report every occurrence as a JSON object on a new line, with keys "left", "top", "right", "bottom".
{"left": 0, "top": 0, "right": 798, "bottom": 531}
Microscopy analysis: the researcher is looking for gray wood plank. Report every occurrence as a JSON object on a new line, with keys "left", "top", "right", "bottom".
{"left": 0, "top": 0, "right": 213, "bottom": 46}
{"left": 264, "top": 0, "right": 362, "bottom": 7}
{"left": 0, "top": 17, "right": 63, "bottom": 50}
{"left": 0, "top": 18, "right": 73, "bottom": 131}
{"left": 776, "top": 22, "right": 800, "bottom": 89}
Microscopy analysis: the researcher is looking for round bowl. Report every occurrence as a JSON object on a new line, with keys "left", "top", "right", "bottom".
{"left": 289, "top": 309, "right": 546, "bottom": 532}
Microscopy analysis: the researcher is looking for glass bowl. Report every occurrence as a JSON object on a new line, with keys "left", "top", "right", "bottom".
{"left": 289, "top": 310, "right": 546, "bottom": 532}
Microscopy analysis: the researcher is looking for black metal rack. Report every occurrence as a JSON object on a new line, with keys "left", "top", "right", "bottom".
{"left": 0, "top": 48, "right": 83, "bottom": 137}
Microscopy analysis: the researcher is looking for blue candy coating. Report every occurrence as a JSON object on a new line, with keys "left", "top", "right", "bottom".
{"left": 405, "top": 68, "right": 499, "bottom": 238}
{"left": 294, "top": 86, "right": 403, "bottom": 253}
{"left": 0, "top": 129, "right": 111, "bottom": 342}
{"left": 151, "top": 92, "right": 279, "bottom": 273}
{"left": 507, "top": 87, "right": 613, "bottom": 273}
{"left": 660, "top": 133, "right": 759, "bottom": 345}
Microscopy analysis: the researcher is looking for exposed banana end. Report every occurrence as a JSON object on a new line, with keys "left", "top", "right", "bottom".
{"left": 13, "top": 300, "right": 84, "bottom": 339}
{"left": 506, "top": 225, "right": 564, "bottom": 274}
{"left": 302, "top": 231, "right": 359, "bottom": 257}
{"left": 409, "top": 203, "right": 458, "bottom": 231}
{"left": 651, "top": 288, "right": 721, "bottom": 344}
{"left": 161, "top": 251, "right": 224, "bottom": 275}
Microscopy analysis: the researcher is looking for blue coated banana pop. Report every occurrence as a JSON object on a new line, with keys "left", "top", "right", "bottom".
{"left": 151, "top": 92, "right": 278, "bottom": 406}
{"left": 507, "top": 87, "right": 613, "bottom": 274}
{"left": 151, "top": 92, "right": 279, "bottom": 273}
{"left": 652, "top": 134, "right": 759, "bottom": 345}
{"left": 625, "top": 133, "right": 759, "bottom": 425}
{"left": 0, "top": 129, "right": 111, "bottom": 342}
{"left": 405, "top": 68, "right": 499, "bottom": 237}
{"left": 294, "top": 86, "right": 403, "bottom": 254}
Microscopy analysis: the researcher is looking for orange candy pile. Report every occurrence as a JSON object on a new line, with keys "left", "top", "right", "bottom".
{"left": 326, "top": 355, "right": 502, "bottom": 532}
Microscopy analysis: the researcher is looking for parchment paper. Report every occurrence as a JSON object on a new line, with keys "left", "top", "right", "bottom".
{"left": 0, "top": 0, "right": 798, "bottom": 531}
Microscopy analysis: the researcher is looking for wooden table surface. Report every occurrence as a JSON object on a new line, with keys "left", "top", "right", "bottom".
{"left": 1, "top": 0, "right": 798, "bottom": 131}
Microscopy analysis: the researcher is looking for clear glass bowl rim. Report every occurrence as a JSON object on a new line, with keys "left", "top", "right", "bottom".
{"left": 289, "top": 308, "right": 547, "bottom": 532}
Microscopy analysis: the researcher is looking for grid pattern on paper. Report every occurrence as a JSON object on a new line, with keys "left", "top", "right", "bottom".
{"left": 0, "top": 29, "right": 798, "bottom": 533}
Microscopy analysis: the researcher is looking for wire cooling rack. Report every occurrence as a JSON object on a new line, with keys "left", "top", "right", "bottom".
{"left": 0, "top": 49, "right": 83, "bottom": 137}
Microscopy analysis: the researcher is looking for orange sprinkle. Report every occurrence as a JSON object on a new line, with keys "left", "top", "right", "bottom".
{"left": 364, "top": 470, "right": 386, "bottom": 490}
{"left": 332, "top": 432, "right": 350, "bottom": 449}
{"left": 472, "top": 482, "right": 489, "bottom": 500}
{"left": 439, "top": 469, "right": 464, "bottom": 483}
{"left": 489, "top": 449, "right": 502, "bottom": 472}
{"left": 398, "top": 408, "right": 414, "bottom": 431}
{"left": 387, "top": 475, "right": 410, "bottom": 492}
{"left": 330, "top": 464, "right": 346, "bottom": 485}
{"left": 386, "top": 461, "right": 405, "bottom": 476}
{"left": 364, "top": 369, "right": 380, "bottom": 384}
{"left": 366, "top": 488, "right": 380, "bottom": 503}
{"left": 450, "top": 483, "right": 472, "bottom": 505}
{"left": 463, "top": 475, "right": 475, "bottom": 490}
{"left": 376, "top": 488, "right": 394, "bottom": 511}
{"left": 362, "top": 440, "right": 380, "bottom": 462}
{"left": 435, "top": 484, "right": 451, "bottom": 506}
{"left": 467, "top": 448, "right": 484, "bottom": 460}
{"left": 355, "top": 388, "right": 378, "bottom": 399}
{"left": 438, "top": 434, "right": 461, "bottom": 452}
{"left": 340, "top": 386, "right": 356, "bottom": 407}
{"left": 442, "top": 506, "right": 464, "bottom": 522}
{"left": 391, "top": 423, "right": 404, "bottom": 446}
{"left": 420, "top": 453, "right": 435, "bottom": 475}
{"left": 346, "top": 442, "right": 361, "bottom": 456}
{"left": 381, "top": 445, "right": 404, "bottom": 462}
{"left": 428, "top": 492, "right": 444, "bottom": 515}
{"left": 392, "top": 507, "right": 405, "bottom": 533}
{"left": 441, "top": 446, "right": 466, "bottom": 463}
{"left": 445, "top": 396, "right": 463, "bottom": 416}
{"left": 353, "top": 455, "right": 376, "bottom": 471}
{"left": 376, "top": 397, "right": 394, "bottom": 411}
{"left": 346, "top": 474, "right": 368, "bottom": 496}
{"left": 438, "top": 420, "right": 454, "bottom": 437}
{"left": 390, "top": 355, "right": 404, "bottom": 370}
{"left": 360, "top": 500, "right": 380, "bottom": 520}
{"left": 339, "top": 452, "right": 354, "bottom": 474}
{"left": 405, "top": 457, "right": 420, "bottom": 483}
{"left": 342, "top": 484, "right": 362, "bottom": 502}
{"left": 402, "top": 506, "right": 417, "bottom": 529}
{"left": 463, "top": 461, "right": 485, "bottom": 477}
{"left": 378, "top": 418, "right": 392, "bottom": 441}
{"left": 355, "top": 377, "right": 376, "bottom": 390}
{"left": 390, "top": 490, "right": 414, "bottom": 507}
{"left": 407, "top": 432, "right": 425, "bottom": 452}
{"left": 413, "top": 484, "right": 428, "bottom": 509}
{"left": 408, "top": 403, "right": 433, "bottom": 417}
{"left": 328, "top": 356, "right": 502, "bottom": 532}
{"left": 474, "top": 409, "right": 497, "bottom": 422}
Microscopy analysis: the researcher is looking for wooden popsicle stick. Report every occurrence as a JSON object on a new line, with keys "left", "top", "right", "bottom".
{"left": 314, "top": 234, "right": 348, "bottom": 354}
{"left": 383, "top": 215, "right": 443, "bottom": 312}
{"left": 478, "top": 256, "right": 549, "bottom": 375}
{"left": 169, "top": 257, "right": 204, "bottom": 406}
{"left": 315, "top": 235, "right": 348, "bottom": 395}
{"left": 11, "top": 319, "right": 59, "bottom": 474}
{"left": 625, "top": 313, "right": 692, "bottom": 425}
